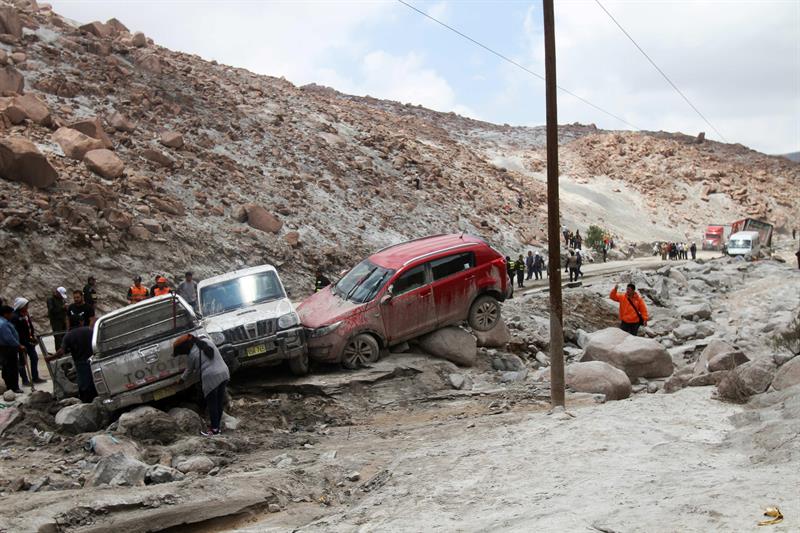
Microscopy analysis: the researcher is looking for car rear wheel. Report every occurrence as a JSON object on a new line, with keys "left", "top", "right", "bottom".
{"left": 288, "top": 351, "right": 310, "bottom": 376}
{"left": 341, "top": 334, "right": 380, "bottom": 369}
{"left": 468, "top": 295, "right": 501, "bottom": 331}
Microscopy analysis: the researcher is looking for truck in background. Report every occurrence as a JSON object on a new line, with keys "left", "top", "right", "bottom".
{"left": 730, "top": 218, "right": 773, "bottom": 248}
{"left": 702, "top": 224, "right": 731, "bottom": 251}
{"left": 727, "top": 231, "right": 762, "bottom": 257}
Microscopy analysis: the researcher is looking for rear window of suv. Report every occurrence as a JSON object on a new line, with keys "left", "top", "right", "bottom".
{"left": 431, "top": 252, "right": 475, "bottom": 281}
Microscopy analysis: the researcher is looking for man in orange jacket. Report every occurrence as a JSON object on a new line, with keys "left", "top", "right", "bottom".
{"left": 610, "top": 283, "right": 648, "bottom": 336}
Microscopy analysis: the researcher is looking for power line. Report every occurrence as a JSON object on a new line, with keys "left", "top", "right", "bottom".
{"left": 396, "top": 0, "right": 641, "bottom": 130}
{"left": 594, "top": 0, "right": 727, "bottom": 142}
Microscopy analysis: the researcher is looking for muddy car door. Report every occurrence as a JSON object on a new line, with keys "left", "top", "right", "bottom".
{"left": 380, "top": 263, "right": 436, "bottom": 343}
{"left": 429, "top": 251, "right": 477, "bottom": 326}
{"left": 91, "top": 296, "right": 198, "bottom": 403}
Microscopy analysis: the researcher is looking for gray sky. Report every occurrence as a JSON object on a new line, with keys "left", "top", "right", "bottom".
{"left": 50, "top": 1, "right": 800, "bottom": 154}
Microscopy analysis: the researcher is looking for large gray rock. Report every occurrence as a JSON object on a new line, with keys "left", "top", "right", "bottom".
{"left": 473, "top": 319, "right": 511, "bottom": 348}
{"left": 174, "top": 455, "right": 215, "bottom": 474}
{"left": 717, "top": 358, "right": 777, "bottom": 400}
{"left": 668, "top": 269, "right": 688, "bottom": 286}
{"left": 146, "top": 464, "right": 185, "bottom": 484}
{"left": 708, "top": 351, "right": 750, "bottom": 372}
{"left": 491, "top": 352, "right": 525, "bottom": 371}
{"left": 693, "top": 339, "right": 736, "bottom": 376}
{"left": 84, "top": 452, "right": 148, "bottom": 487}
{"left": 55, "top": 401, "right": 109, "bottom": 434}
{"left": 581, "top": 327, "right": 673, "bottom": 379}
{"left": 87, "top": 434, "right": 142, "bottom": 460}
{"left": 418, "top": 327, "right": 477, "bottom": 367}
{"left": 772, "top": 357, "right": 800, "bottom": 391}
{"left": 673, "top": 322, "right": 698, "bottom": 341}
{"left": 544, "top": 361, "right": 631, "bottom": 400}
{"left": 168, "top": 407, "right": 205, "bottom": 435}
{"left": 678, "top": 303, "right": 712, "bottom": 321}
{"left": 117, "top": 406, "right": 179, "bottom": 444}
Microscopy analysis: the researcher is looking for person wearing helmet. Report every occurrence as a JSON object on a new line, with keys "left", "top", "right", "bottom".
{"left": 152, "top": 276, "right": 171, "bottom": 297}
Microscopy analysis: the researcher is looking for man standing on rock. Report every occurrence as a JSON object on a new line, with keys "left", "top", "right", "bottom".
{"left": 610, "top": 283, "right": 648, "bottom": 336}
{"left": 57, "top": 326, "right": 97, "bottom": 403}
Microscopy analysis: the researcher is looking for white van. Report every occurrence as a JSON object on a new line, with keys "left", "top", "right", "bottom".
{"left": 726, "top": 231, "right": 760, "bottom": 257}
{"left": 197, "top": 265, "right": 308, "bottom": 375}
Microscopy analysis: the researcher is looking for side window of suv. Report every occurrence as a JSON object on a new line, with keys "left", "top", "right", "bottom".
{"left": 392, "top": 264, "right": 427, "bottom": 295}
{"left": 431, "top": 252, "right": 476, "bottom": 281}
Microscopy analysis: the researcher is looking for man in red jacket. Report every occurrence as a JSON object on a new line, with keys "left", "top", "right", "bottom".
{"left": 610, "top": 283, "right": 648, "bottom": 336}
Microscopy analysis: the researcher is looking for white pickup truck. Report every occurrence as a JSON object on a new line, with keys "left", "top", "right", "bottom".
{"left": 197, "top": 265, "right": 308, "bottom": 375}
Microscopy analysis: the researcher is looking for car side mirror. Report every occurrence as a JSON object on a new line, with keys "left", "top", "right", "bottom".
{"left": 380, "top": 286, "right": 394, "bottom": 304}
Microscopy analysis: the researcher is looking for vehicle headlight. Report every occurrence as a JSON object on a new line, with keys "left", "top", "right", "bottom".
{"left": 209, "top": 331, "right": 226, "bottom": 346}
{"left": 278, "top": 312, "right": 300, "bottom": 330}
{"left": 310, "top": 321, "right": 342, "bottom": 338}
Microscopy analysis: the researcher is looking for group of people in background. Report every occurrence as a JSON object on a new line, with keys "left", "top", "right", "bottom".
{"left": 656, "top": 241, "right": 696, "bottom": 261}
{"left": 506, "top": 251, "right": 547, "bottom": 293}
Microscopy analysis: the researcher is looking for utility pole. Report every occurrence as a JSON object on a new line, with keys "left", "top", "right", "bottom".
{"left": 543, "top": 0, "right": 565, "bottom": 408}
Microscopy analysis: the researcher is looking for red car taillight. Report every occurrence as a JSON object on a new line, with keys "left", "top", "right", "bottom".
{"left": 92, "top": 367, "right": 109, "bottom": 394}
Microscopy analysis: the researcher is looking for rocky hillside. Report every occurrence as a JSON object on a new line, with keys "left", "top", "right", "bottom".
{"left": 0, "top": 0, "right": 797, "bottom": 319}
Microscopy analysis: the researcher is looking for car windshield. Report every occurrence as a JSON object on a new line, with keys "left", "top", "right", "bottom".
{"left": 729, "top": 239, "right": 751, "bottom": 249}
{"left": 334, "top": 260, "right": 394, "bottom": 303}
{"left": 200, "top": 271, "right": 285, "bottom": 316}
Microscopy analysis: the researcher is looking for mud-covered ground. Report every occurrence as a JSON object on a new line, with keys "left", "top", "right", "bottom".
{"left": 1, "top": 245, "right": 798, "bottom": 533}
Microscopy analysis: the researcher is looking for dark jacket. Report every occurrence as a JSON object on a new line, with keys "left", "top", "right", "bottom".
{"left": 12, "top": 313, "right": 36, "bottom": 346}
{"left": 47, "top": 295, "right": 67, "bottom": 324}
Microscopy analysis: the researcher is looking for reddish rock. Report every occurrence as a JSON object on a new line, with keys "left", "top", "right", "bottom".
{"left": 149, "top": 197, "right": 185, "bottom": 216}
{"left": 9, "top": 52, "right": 25, "bottom": 65}
{"left": 136, "top": 54, "right": 161, "bottom": 75}
{"left": 79, "top": 21, "right": 111, "bottom": 38}
{"left": 128, "top": 225, "right": 150, "bottom": 240}
{"left": 232, "top": 204, "right": 247, "bottom": 222}
{"left": 132, "top": 32, "right": 147, "bottom": 48}
{"left": 0, "top": 137, "right": 57, "bottom": 188}
{"left": 284, "top": 231, "right": 300, "bottom": 247}
{"left": 105, "top": 208, "right": 132, "bottom": 230}
{"left": 69, "top": 117, "right": 113, "bottom": 149}
{"left": 0, "top": 65, "right": 23, "bottom": 94}
{"left": 140, "top": 218, "right": 162, "bottom": 233}
{"left": 140, "top": 147, "right": 174, "bottom": 168}
{"left": 53, "top": 127, "right": 104, "bottom": 160}
{"left": 84, "top": 149, "right": 124, "bottom": 179}
{"left": 244, "top": 204, "right": 282, "bottom": 234}
{"left": 105, "top": 18, "right": 129, "bottom": 35}
{"left": 108, "top": 111, "right": 136, "bottom": 132}
{"left": 0, "top": 7, "right": 22, "bottom": 39}
{"left": 3, "top": 94, "right": 50, "bottom": 125}
{"left": 159, "top": 131, "right": 184, "bottom": 149}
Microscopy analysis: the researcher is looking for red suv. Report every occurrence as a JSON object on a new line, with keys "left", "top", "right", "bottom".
{"left": 297, "top": 234, "right": 508, "bottom": 368}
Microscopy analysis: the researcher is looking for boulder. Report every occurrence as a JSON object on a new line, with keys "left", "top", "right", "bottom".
{"left": 104, "top": 208, "right": 132, "bottom": 230}
{"left": 108, "top": 111, "right": 136, "bottom": 132}
{"left": 772, "top": 356, "right": 800, "bottom": 391}
{"left": 491, "top": 352, "right": 525, "bottom": 371}
{"left": 418, "top": 327, "right": 477, "bottom": 367}
{"left": 448, "top": 373, "right": 473, "bottom": 390}
{"left": 105, "top": 18, "right": 130, "bottom": 35}
{"left": 474, "top": 319, "right": 511, "bottom": 348}
{"left": 117, "top": 405, "right": 180, "bottom": 444}
{"left": 84, "top": 452, "right": 148, "bottom": 487}
{"left": 678, "top": 303, "right": 712, "bottom": 321}
{"left": 581, "top": 327, "right": 673, "bottom": 379}
{"left": 693, "top": 339, "right": 736, "bottom": 375}
{"left": 25, "top": 390, "right": 54, "bottom": 409}
{"left": 673, "top": 322, "right": 698, "bottom": 341}
{"left": 84, "top": 148, "right": 124, "bottom": 178}
{"left": 168, "top": 407, "right": 205, "bottom": 435}
{"left": 284, "top": 230, "right": 300, "bottom": 248}
{"left": 695, "top": 321, "right": 715, "bottom": 338}
{"left": 55, "top": 400, "right": 110, "bottom": 434}
{"left": 53, "top": 127, "right": 104, "bottom": 160}
{"left": 0, "top": 137, "right": 57, "bottom": 188}
{"left": 774, "top": 353, "right": 798, "bottom": 367}
{"left": 4, "top": 94, "right": 51, "bottom": 125}
{"left": 0, "top": 407, "right": 21, "bottom": 436}
{"left": 544, "top": 361, "right": 631, "bottom": 400}
{"left": 686, "top": 371, "right": 727, "bottom": 387}
{"left": 708, "top": 350, "right": 750, "bottom": 372}
{"left": 87, "top": 434, "right": 142, "bottom": 460}
{"left": 221, "top": 412, "right": 240, "bottom": 431}
{"left": 717, "top": 358, "right": 777, "bottom": 400}
{"left": 69, "top": 117, "right": 113, "bottom": 148}
{"left": 140, "top": 147, "right": 174, "bottom": 167}
{"left": 174, "top": 455, "right": 215, "bottom": 474}
{"left": 245, "top": 204, "right": 283, "bottom": 233}
{"left": 146, "top": 464, "right": 184, "bottom": 484}
{"left": 0, "top": 65, "right": 23, "bottom": 94}
{"left": 668, "top": 269, "right": 688, "bottom": 286}
{"left": 79, "top": 21, "right": 111, "bottom": 38}
{"left": 0, "top": 6, "right": 23, "bottom": 39}
{"left": 136, "top": 53, "right": 161, "bottom": 75}
{"left": 159, "top": 130, "right": 184, "bottom": 149}
{"left": 132, "top": 31, "right": 147, "bottom": 48}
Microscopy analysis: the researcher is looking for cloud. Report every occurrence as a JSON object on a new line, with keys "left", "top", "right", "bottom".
{"left": 518, "top": 0, "right": 800, "bottom": 153}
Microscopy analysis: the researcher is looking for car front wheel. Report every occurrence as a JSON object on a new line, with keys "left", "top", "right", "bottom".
{"left": 341, "top": 334, "right": 380, "bottom": 369}
{"left": 288, "top": 351, "right": 310, "bottom": 376}
{"left": 468, "top": 295, "right": 501, "bottom": 331}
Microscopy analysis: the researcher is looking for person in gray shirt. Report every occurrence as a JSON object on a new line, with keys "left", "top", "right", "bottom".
{"left": 174, "top": 334, "right": 230, "bottom": 436}
{"left": 176, "top": 272, "right": 198, "bottom": 311}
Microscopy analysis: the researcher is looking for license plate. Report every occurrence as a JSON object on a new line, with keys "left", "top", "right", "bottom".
{"left": 246, "top": 344, "right": 267, "bottom": 357}
{"left": 153, "top": 385, "right": 177, "bottom": 401}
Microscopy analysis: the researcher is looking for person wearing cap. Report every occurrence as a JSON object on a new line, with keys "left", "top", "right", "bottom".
{"left": 152, "top": 276, "right": 171, "bottom": 297}
{"left": 173, "top": 334, "right": 230, "bottom": 436}
{"left": 12, "top": 297, "right": 45, "bottom": 385}
{"left": 83, "top": 276, "right": 98, "bottom": 311}
{"left": 176, "top": 272, "right": 198, "bottom": 311}
{"left": 127, "top": 276, "right": 149, "bottom": 305}
{"left": 0, "top": 305, "right": 22, "bottom": 393}
{"left": 46, "top": 287, "right": 68, "bottom": 350}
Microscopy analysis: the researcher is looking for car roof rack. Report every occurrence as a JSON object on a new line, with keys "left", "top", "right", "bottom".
{"left": 373, "top": 233, "right": 450, "bottom": 255}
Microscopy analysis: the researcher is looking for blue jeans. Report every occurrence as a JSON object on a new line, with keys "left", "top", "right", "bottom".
{"left": 19, "top": 344, "right": 39, "bottom": 382}
{"left": 75, "top": 359, "right": 97, "bottom": 403}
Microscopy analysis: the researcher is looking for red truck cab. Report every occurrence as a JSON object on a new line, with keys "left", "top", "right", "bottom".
{"left": 297, "top": 234, "right": 508, "bottom": 368}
